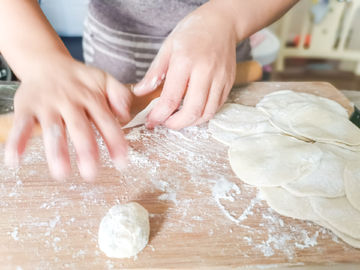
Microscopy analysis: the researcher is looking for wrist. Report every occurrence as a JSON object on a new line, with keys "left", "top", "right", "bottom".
{"left": 16, "top": 50, "right": 73, "bottom": 82}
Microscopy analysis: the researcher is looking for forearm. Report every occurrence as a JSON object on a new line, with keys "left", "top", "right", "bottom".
{"left": 0, "top": 0, "right": 71, "bottom": 80}
{"left": 208, "top": 0, "right": 299, "bottom": 42}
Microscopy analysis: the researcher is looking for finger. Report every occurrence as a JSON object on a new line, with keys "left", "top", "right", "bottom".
{"left": 106, "top": 74, "right": 132, "bottom": 123}
{"left": 40, "top": 113, "right": 71, "bottom": 180}
{"left": 164, "top": 69, "right": 212, "bottom": 130}
{"left": 218, "top": 81, "right": 233, "bottom": 107}
{"left": 146, "top": 61, "right": 190, "bottom": 128}
{"left": 133, "top": 42, "right": 171, "bottom": 96}
{"left": 86, "top": 95, "right": 128, "bottom": 169}
{"left": 4, "top": 114, "right": 35, "bottom": 167}
{"left": 61, "top": 107, "right": 99, "bottom": 181}
{"left": 191, "top": 81, "right": 225, "bottom": 126}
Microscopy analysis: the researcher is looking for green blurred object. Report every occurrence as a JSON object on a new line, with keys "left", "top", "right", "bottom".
{"left": 0, "top": 82, "right": 18, "bottom": 114}
{"left": 350, "top": 106, "right": 360, "bottom": 128}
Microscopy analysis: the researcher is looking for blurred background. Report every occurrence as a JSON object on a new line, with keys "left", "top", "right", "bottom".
{"left": 0, "top": 0, "right": 359, "bottom": 93}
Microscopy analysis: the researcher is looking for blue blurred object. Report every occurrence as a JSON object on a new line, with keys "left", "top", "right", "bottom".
{"left": 40, "top": 0, "right": 90, "bottom": 37}
{"left": 39, "top": 0, "right": 89, "bottom": 62}
{"left": 311, "top": 0, "right": 330, "bottom": 24}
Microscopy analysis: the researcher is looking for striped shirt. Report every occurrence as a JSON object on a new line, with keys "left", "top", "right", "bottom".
{"left": 83, "top": 0, "right": 251, "bottom": 83}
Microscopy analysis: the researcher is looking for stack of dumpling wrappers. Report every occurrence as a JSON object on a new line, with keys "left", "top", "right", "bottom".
{"left": 209, "top": 90, "right": 360, "bottom": 248}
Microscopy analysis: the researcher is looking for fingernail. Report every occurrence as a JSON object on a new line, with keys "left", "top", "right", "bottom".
{"left": 51, "top": 161, "right": 68, "bottom": 181}
{"left": 112, "top": 155, "right": 128, "bottom": 170}
{"left": 161, "top": 73, "right": 166, "bottom": 80}
{"left": 149, "top": 76, "right": 161, "bottom": 90}
{"left": 133, "top": 78, "right": 147, "bottom": 94}
{"left": 78, "top": 158, "right": 98, "bottom": 181}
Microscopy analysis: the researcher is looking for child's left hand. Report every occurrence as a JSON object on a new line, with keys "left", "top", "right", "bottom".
{"left": 132, "top": 1, "right": 238, "bottom": 130}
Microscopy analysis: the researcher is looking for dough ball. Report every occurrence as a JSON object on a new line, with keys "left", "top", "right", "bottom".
{"left": 228, "top": 133, "right": 323, "bottom": 187}
{"left": 98, "top": 202, "right": 150, "bottom": 258}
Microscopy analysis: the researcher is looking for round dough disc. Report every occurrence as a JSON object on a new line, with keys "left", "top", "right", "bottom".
{"left": 283, "top": 143, "right": 347, "bottom": 198}
{"left": 310, "top": 196, "right": 360, "bottom": 239}
{"left": 98, "top": 202, "right": 150, "bottom": 258}
{"left": 259, "top": 187, "right": 320, "bottom": 220}
{"left": 228, "top": 133, "right": 323, "bottom": 187}
{"left": 290, "top": 106, "right": 360, "bottom": 146}
{"left": 208, "top": 121, "right": 242, "bottom": 146}
{"left": 314, "top": 220, "right": 360, "bottom": 248}
{"left": 210, "top": 103, "right": 274, "bottom": 133}
{"left": 344, "top": 161, "right": 360, "bottom": 212}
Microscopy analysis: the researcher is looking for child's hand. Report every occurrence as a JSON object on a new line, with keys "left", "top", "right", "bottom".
{"left": 4, "top": 55, "right": 132, "bottom": 181}
{"left": 133, "top": 1, "right": 238, "bottom": 130}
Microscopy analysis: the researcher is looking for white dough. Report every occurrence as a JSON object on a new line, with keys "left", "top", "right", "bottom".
{"left": 259, "top": 187, "right": 320, "bottom": 220}
{"left": 210, "top": 103, "right": 278, "bottom": 134}
{"left": 228, "top": 133, "right": 323, "bottom": 187}
{"left": 283, "top": 143, "right": 347, "bottom": 198}
{"left": 257, "top": 90, "right": 348, "bottom": 118}
{"left": 310, "top": 196, "right": 360, "bottom": 239}
{"left": 122, "top": 98, "right": 160, "bottom": 129}
{"left": 98, "top": 202, "right": 150, "bottom": 258}
{"left": 208, "top": 121, "right": 242, "bottom": 146}
{"left": 257, "top": 90, "right": 349, "bottom": 141}
{"left": 314, "top": 220, "right": 360, "bottom": 248}
{"left": 290, "top": 106, "right": 360, "bottom": 146}
{"left": 344, "top": 161, "right": 360, "bottom": 212}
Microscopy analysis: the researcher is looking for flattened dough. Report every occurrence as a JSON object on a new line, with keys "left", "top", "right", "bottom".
{"left": 310, "top": 196, "right": 360, "bottom": 239}
{"left": 344, "top": 161, "right": 360, "bottom": 212}
{"left": 257, "top": 90, "right": 348, "bottom": 118}
{"left": 283, "top": 143, "right": 347, "bottom": 198}
{"left": 259, "top": 187, "right": 320, "bottom": 220}
{"left": 314, "top": 220, "right": 360, "bottom": 248}
{"left": 290, "top": 106, "right": 360, "bottom": 146}
{"left": 228, "top": 133, "right": 323, "bottom": 187}
{"left": 257, "top": 90, "right": 349, "bottom": 141}
{"left": 122, "top": 98, "right": 159, "bottom": 129}
{"left": 210, "top": 103, "right": 278, "bottom": 134}
{"left": 208, "top": 121, "right": 242, "bottom": 146}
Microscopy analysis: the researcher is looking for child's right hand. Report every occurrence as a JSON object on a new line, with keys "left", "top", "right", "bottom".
{"left": 4, "top": 55, "right": 132, "bottom": 181}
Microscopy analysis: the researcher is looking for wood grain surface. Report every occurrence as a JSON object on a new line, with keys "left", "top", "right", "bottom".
{"left": 0, "top": 82, "right": 359, "bottom": 270}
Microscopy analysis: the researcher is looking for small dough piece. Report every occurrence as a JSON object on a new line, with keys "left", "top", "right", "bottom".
{"left": 310, "top": 196, "right": 360, "bottom": 239}
{"left": 228, "top": 133, "right": 323, "bottom": 187}
{"left": 314, "top": 220, "right": 360, "bottom": 248}
{"left": 208, "top": 121, "right": 242, "bottom": 146}
{"left": 122, "top": 98, "right": 159, "bottom": 129}
{"left": 344, "top": 161, "right": 360, "bottom": 212}
{"left": 210, "top": 104, "right": 277, "bottom": 134}
{"left": 283, "top": 143, "right": 347, "bottom": 198}
{"left": 98, "top": 202, "right": 150, "bottom": 258}
{"left": 259, "top": 187, "right": 320, "bottom": 220}
{"left": 290, "top": 106, "right": 360, "bottom": 146}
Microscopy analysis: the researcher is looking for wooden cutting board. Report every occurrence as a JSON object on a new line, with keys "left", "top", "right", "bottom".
{"left": 0, "top": 82, "right": 358, "bottom": 270}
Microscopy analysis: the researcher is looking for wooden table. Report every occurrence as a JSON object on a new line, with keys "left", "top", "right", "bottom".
{"left": 0, "top": 82, "right": 359, "bottom": 270}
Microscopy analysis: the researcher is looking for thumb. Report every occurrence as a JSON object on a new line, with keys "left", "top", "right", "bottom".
{"left": 133, "top": 41, "right": 171, "bottom": 96}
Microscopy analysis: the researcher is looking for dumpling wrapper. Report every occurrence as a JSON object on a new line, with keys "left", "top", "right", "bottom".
{"left": 344, "top": 161, "right": 360, "bottom": 212}
{"left": 289, "top": 106, "right": 360, "bottom": 146}
{"left": 228, "top": 133, "right": 323, "bottom": 187}
{"left": 310, "top": 196, "right": 360, "bottom": 239}
{"left": 259, "top": 186, "right": 320, "bottom": 220}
